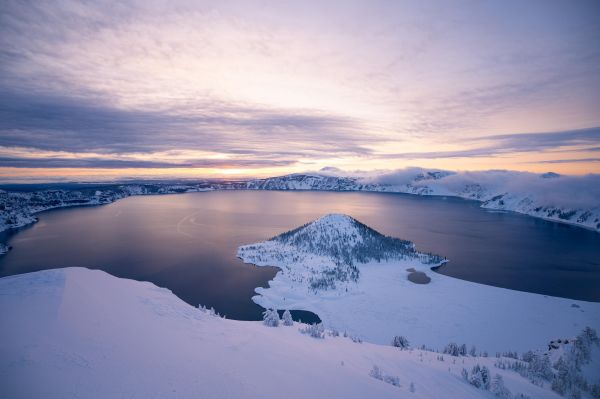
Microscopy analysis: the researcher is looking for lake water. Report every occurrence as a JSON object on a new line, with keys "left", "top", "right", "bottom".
{"left": 1, "top": 190, "right": 599, "bottom": 321}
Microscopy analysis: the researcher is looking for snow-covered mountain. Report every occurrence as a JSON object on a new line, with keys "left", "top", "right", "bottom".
{"left": 245, "top": 173, "right": 373, "bottom": 191}
{"left": 238, "top": 214, "right": 443, "bottom": 292}
{"left": 2, "top": 267, "right": 598, "bottom": 399}
{"left": 271, "top": 213, "right": 442, "bottom": 267}
{"left": 238, "top": 214, "right": 600, "bottom": 352}
{"left": 244, "top": 169, "right": 600, "bottom": 232}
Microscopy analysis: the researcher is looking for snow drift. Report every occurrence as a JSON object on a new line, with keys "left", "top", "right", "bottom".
{"left": 3, "top": 267, "right": 596, "bottom": 399}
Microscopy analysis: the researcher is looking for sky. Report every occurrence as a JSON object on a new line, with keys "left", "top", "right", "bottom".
{"left": 1, "top": 0, "right": 599, "bottom": 182}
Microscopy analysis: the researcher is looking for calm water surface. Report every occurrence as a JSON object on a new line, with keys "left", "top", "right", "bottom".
{"left": 1, "top": 191, "right": 599, "bottom": 320}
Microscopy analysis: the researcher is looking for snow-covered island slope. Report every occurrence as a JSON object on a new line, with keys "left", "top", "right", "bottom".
{"left": 245, "top": 169, "right": 600, "bottom": 233}
{"left": 2, "top": 267, "right": 598, "bottom": 399}
{"left": 239, "top": 214, "right": 444, "bottom": 292}
{"left": 238, "top": 214, "right": 600, "bottom": 352}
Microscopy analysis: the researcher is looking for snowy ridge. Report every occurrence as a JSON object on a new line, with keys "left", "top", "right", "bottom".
{"left": 238, "top": 215, "right": 600, "bottom": 352}
{"left": 2, "top": 267, "right": 597, "bottom": 399}
{"left": 238, "top": 214, "right": 442, "bottom": 292}
{"left": 245, "top": 169, "right": 600, "bottom": 233}
{"left": 245, "top": 173, "right": 371, "bottom": 191}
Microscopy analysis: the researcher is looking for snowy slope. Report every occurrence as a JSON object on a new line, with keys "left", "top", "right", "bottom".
{"left": 238, "top": 214, "right": 600, "bottom": 352}
{"left": 239, "top": 214, "right": 442, "bottom": 292}
{"left": 0, "top": 267, "right": 581, "bottom": 399}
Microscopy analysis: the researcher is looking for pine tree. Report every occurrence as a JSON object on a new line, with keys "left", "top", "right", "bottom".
{"left": 491, "top": 374, "right": 511, "bottom": 398}
{"left": 392, "top": 335, "right": 410, "bottom": 349}
{"left": 282, "top": 309, "right": 294, "bottom": 326}
{"left": 262, "top": 309, "right": 280, "bottom": 327}
{"left": 469, "top": 371, "right": 483, "bottom": 388}
{"left": 370, "top": 365, "right": 383, "bottom": 380}
{"left": 444, "top": 342, "right": 461, "bottom": 356}
{"left": 461, "top": 368, "right": 469, "bottom": 380}
{"left": 481, "top": 366, "right": 491, "bottom": 390}
{"left": 469, "top": 345, "right": 477, "bottom": 357}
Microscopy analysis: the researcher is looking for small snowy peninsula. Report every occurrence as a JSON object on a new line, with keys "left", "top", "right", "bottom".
{"left": 2, "top": 268, "right": 599, "bottom": 399}
{"left": 238, "top": 214, "right": 600, "bottom": 352}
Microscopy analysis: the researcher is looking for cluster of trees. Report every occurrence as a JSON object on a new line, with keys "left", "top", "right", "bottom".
{"left": 462, "top": 364, "right": 491, "bottom": 390}
{"left": 262, "top": 309, "right": 294, "bottom": 327}
{"left": 442, "top": 342, "right": 487, "bottom": 357}
{"left": 497, "top": 351, "right": 519, "bottom": 359}
{"left": 493, "top": 327, "right": 599, "bottom": 398}
{"left": 490, "top": 374, "right": 512, "bottom": 398}
{"left": 197, "top": 304, "right": 225, "bottom": 318}
{"left": 308, "top": 262, "right": 360, "bottom": 291}
{"left": 273, "top": 217, "right": 444, "bottom": 268}
{"left": 299, "top": 323, "right": 325, "bottom": 339}
{"left": 369, "top": 365, "right": 401, "bottom": 388}
{"left": 262, "top": 311, "right": 362, "bottom": 342}
{"left": 551, "top": 327, "right": 600, "bottom": 398}
{"left": 443, "top": 342, "right": 468, "bottom": 357}
{"left": 462, "top": 365, "right": 512, "bottom": 398}
{"left": 391, "top": 335, "right": 410, "bottom": 349}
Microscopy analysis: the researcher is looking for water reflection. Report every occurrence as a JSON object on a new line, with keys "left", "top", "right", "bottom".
{"left": 0, "top": 191, "right": 598, "bottom": 322}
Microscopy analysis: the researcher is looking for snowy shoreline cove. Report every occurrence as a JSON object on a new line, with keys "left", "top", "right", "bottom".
{"left": 1, "top": 267, "right": 599, "bottom": 399}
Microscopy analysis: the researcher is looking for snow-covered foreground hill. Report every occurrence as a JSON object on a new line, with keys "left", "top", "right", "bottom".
{"left": 238, "top": 214, "right": 600, "bottom": 352}
{"left": 2, "top": 267, "right": 598, "bottom": 399}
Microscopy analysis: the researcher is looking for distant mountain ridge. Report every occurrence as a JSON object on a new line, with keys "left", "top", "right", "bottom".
{"left": 1, "top": 169, "right": 599, "bottom": 249}
{"left": 245, "top": 174, "right": 370, "bottom": 191}
{"left": 242, "top": 170, "right": 600, "bottom": 232}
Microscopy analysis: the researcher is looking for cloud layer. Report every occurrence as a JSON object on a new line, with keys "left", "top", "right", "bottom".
{"left": 1, "top": 0, "right": 599, "bottom": 179}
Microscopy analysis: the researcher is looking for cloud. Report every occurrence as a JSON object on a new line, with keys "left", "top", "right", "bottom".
{"left": 0, "top": 156, "right": 295, "bottom": 169}
{"left": 0, "top": 89, "right": 375, "bottom": 158}
{"left": 477, "top": 127, "right": 600, "bottom": 152}
{"left": 368, "top": 167, "right": 600, "bottom": 209}
{"left": 533, "top": 158, "right": 600, "bottom": 164}
{"left": 376, "top": 127, "right": 600, "bottom": 159}
{"left": 1, "top": 0, "right": 599, "bottom": 176}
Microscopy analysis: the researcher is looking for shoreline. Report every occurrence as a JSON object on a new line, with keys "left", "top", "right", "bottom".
{"left": 1, "top": 185, "right": 598, "bottom": 237}
{"left": 238, "top": 252, "right": 600, "bottom": 352}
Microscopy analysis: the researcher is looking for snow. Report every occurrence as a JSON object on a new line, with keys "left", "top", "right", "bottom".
{"left": 0, "top": 267, "right": 570, "bottom": 399}
{"left": 245, "top": 169, "right": 600, "bottom": 233}
{"left": 238, "top": 214, "right": 600, "bottom": 353}
{"left": 371, "top": 169, "right": 600, "bottom": 232}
